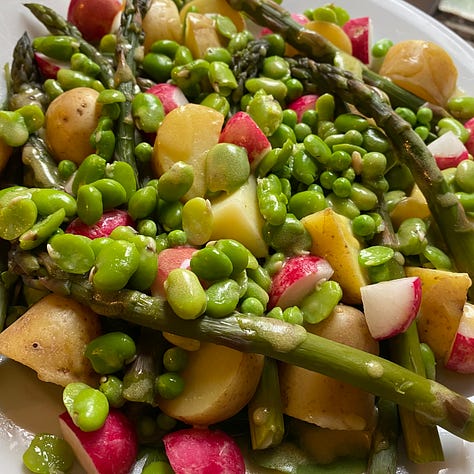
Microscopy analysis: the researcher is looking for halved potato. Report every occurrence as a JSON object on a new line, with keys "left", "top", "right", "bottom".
{"left": 0, "top": 294, "right": 101, "bottom": 387}
{"left": 157, "top": 342, "right": 264, "bottom": 426}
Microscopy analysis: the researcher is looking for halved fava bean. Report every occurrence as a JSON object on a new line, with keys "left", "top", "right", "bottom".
{"left": 47, "top": 233, "right": 95, "bottom": 274}
{"left": 19, "top": 208, "right": 66, "bottom": 250}
{"left": 165, "top": 268, "right": 207, "bottom": 320}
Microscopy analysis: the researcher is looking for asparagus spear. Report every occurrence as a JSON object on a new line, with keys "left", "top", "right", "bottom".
{"left": 8, "top": 248, "right": 474, "bottom": 443}
{"left": 24, "top": 3, "right": 115, "bottom": 89}
{"left": 227, "top": 0, "right": 449, "bottom": 117}
{"left": 288, "top": 57, "right": 474, "bottom": 293}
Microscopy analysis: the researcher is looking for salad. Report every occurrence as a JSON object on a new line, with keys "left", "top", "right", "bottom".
{"left": 1, "top": 0, "right": 474, "bottom": 473}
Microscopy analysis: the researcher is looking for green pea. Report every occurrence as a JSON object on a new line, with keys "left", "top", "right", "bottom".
{"left": 331, "top": 177, "right": 352, "bottom": 198}
{"left": 128, "top": 185, "right": 158, "bottom": 220}
{"left": 416, "top": 106, "right": 433, "bottom": 126}
{"left": 23, "top": 434, "right": 74, "bottom": 474}
{"left": 352, "top": 214, "right": 376, "bottom": 238}
{"left": 158, "top": 200, "right": 183, "bottom": 231}
{"left": 328, "top": 150, "right": 352, "bottom": 172}
{"left": 282, "top": 306, "right": 304, "bottom": 325}
{"left": 167, "top": 229, "right": 187, "bottom": 247}
{"left": 76, "top": 184, "right": 103, "bottom": 225}
{"left": 294, "top": 122, "right": 312, "bottom": 142}
{"left": 156, "top": 372, "right": 185, "bottom": 399}
{"left": 150, "top": 39, "right": 180, "bottom": 57}
{"left": 19, "top": 207, "right": 66, "bottom": 251}
{"left": 246, "top": 90, "right": 283, "bottom": 136}
{"left": 135, "top": 142, "right": 153, "bottom": 164}
{"left": 86, "top": 332, "right": 136, "bottom": 375}
{"left": 334, "top": 113, "right": 369, "bottom": 133}
{"left": 0, "top": 193, "right": 37, "bottom": 240}
{"left": 285, "top": 78, "right": 304, "bottom": 102}
{"left": 395, "top": 107, "right": 417, "bottom": 127}
{"left": 57, "top": 159, "right": 77, "bottom": 180}
{"left": 303, "top": 133, "right": 332, "bottom": 165}
{"left": 163, "top": 347, "right": 188, "bottom": 372}
{"left": 142, "top": 461, "right": 175, "bottom": 474}
{"left": 371, "top": 38, "right": 393, "bottom": 58}
{"left": 288, "top": 190, "right": 326, "bottom": 219}
{"left": 205, "top": 278, "right": 241, "bottom": 318}
{"left": 361, "top": 151, "right": 387, "bottom": 179}
{"left": 47, "top": 233, "right": 95, "bottom": 274}
{"left": 319, "top": 170, "right": 338, "bottom": 190}
{"left": 138, "top": 219, "right": 158, "bottom": 238}
{"left": 72, "top": 153, "right": 107, "bottom": 195}
{"left": 263, "top": 33, "right": 286, "bottom": 56}
{"left": 165, "top": 268, "right": 207, "bottom": 319}
{"left": 142, "top": 53, "right": 174, "bottom": 83}
{"left": 190, "top": 246, "right": 233, "bottom": 281}
{"left": 72, "top": 387, "right": 109, "bottom": 432}
{"left": 415, "top": 125, "right": 430, "bottom": 141}
{"left": 99, "top": 375, "right": 125, "bottom": 408}
{"left": 301, "top": 109, "right": 318, "bottom": 129}
{"left": 206, "top": 143, "right": 250, "bottom": 193}
{"left": 182, "top": 197, "right": 213, "bottom": 246}
{"left": 93, "top": 239, "right": 141, "bottom": 291}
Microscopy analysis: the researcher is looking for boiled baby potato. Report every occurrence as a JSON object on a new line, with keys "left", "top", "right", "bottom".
{"left": 279, "top": 304, "right": 378, "bottom": 431}
{"left": 44, "top": 87, "right": 102, "bottom": 164}
{"left": 142, "top": 0, "right": 183, "bottom": 52}
{"left": 157, "top": 342, "right": 264, "bottom": 426}
{"left": 0, "top": 294, "right": 101, "bottom": 387}
{"left": 405, "top": 266, "right": 471, "bottom": 361}
{"left": 184, "top": 12, "right": 224, "bottom": 59}
{"left": 379, "top": 40, "right": 458, "bottom": 106}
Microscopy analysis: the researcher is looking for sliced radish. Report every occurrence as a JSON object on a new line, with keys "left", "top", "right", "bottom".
{"left": 146, "top": 83, "right": 189, "bottom": 114}
{"left": 268, "top": 255, "right": 334, "bottom": 309}
{"left": 464, "top": 117, "right": 474, "bottom": 156}
{"left": 59, "top": 409, "right": 138, "bottom": 474}
{"left": 342, "top": 17, "right": 372, "bottom": 64}
{"left": 65, "top": 209, "right": 135, "bottom": 238}
{"left": 427, "top": 130, "right": 469, "bottom": 170}
{"left": 34, "top": 52, "right": 69, "bottom": 80}
{"left": 163, "top": 427, "right": 245, "bottom": 474}
{"left": 287, "top": 94, "right": 318, "bottom": 122}
{"left": 361, "top": 276, "right": 422, "bottom": 340}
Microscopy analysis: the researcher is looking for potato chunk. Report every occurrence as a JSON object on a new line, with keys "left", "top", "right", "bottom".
{"left": 0, "top": 294, "right": 101, "bottom": 387}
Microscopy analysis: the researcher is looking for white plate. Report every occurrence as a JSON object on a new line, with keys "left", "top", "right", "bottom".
{"left": 0, "top": 0, "right": 473, "bottom": 472}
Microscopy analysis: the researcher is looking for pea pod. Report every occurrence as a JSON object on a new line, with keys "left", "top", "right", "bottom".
{"left": 93, "top": 240, "right": 140, "bottom": 291}
{"left": 85, "top": 332, "right": 137, "bottom": 374}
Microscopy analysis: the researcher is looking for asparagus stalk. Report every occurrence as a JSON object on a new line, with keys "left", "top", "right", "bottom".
{"left": 288, "top": 57, "right": 474, "bottom": 293}
{"left": 24, "top": 3, "right": 115, "bottom": 89}
{"left": 227, "top": 0, "right": 449, "bottom": 117}
{"left": 248, "top": 357, "right": 285, "bottom": 450}
{"left": 9, "top": 250, "right": 474, "bottom": 443}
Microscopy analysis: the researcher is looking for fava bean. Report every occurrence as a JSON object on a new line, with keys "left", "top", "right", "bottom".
{"left": 181, "top": 197, "right": 213, "bottom": 246}
{"left": 334, "top": 113, "right": 369, "bottom": 133}
{"left": 142, "top": 53, "right": 174, "bottom": 83}
{"left": 127, "top": 235, "right": 158, "bottom": 291}
{"left": 214, "top": 239, "right": 249, "bottom": 275}
{"left": 165, "top": 268, "right": 207, "bottom": 320}
{"left": 105, "top": 161, "right": 137, "bottom": 201}
{"left": 447, "top": 96, "right": 474, "bottom": 120}
{"left": 200, "top": 92, "right": 230, "bottom": 116}
{"left": 47, "top": 233, "right": 95, "bottom": 274}
{"left": 263, "top": 213, "right": 312, "bottom": 254}
{"left": 0, "top": 110, "right": 29, "bottom": 147}
{"left": 77, "top": 184, "right": 103, "bottom": 225}
{"left": 206, "top": 279, "right": 241, "bottom": 318}
{"left": 23, "top": 434, "right": 74, "bottom": 474}
{"left": 0, "top": 194, "right": 37, "bottom": 240}
{"left": 438, "top": 117, "right": 470, "bottom": 143}
{"left": 128, "top": 185, "right": 158, "bottom": 220}
{"left": 257, "top": 174, "right": 288, "bottom": 226}
{"left": 57, "top": 68, "right": 104, "bottom": 91}
{"left": 33, "top": 35, "right": 79, "bottom": 60}
{"left": 422, "top": 244, "right": 452, "bottom": 270}
{"left": 288, "top": 190, "right": 326, "bottom": 219}
{"left": 315, "top": 93, "right": 335, "bottom": 121}
{"left": 240, "top": 296, "right": 265, "bottom": 316}
{"left": 72, "top": 387, "right": 109, "bottom": 432}
{"left": 90, "top": 178, "right": 127, "bottom": 209}
{"left": 246, "top": 90, "right": 283, "bottom": 136}
{"left": 208, "top": 61, "right": 238, "bottom": 96}
{"left": 158, "top": 200, "right": 183, "bottom": 231}
{"left": 71, "top": 52, "right": 100, "bottom": 77}
{"left": 326, "top": 193, "right": 360, "bottom": 219}
{"left": 246, "top": 264, "right": 272, "bottom": 292}
{"left": 350, "top": 183, "right": 378, "bottom": 211}
{"left": 303, "top": 133, "right": 331, "bottom": 165}
{"left": 190, "top": 246, "right": 233, "bottom": 281}
{"left": 72, "top": 154, "right": 107, "bottom": 195}
{"left": 292, "top": 148, "right": 318, "bottom": 185}
{"left": 243, "top": 278, "right": 270, "bottom": 308}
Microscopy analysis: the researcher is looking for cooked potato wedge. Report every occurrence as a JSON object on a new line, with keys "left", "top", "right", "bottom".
{"left": 0, "top": 294, "right": 101, "bottom": 387}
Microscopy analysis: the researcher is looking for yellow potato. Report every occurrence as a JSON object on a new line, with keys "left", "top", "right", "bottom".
{"left": 0, "top": 294, "right": 101, "bottom": 387}
{"left": 302, "top": 208, "right": 369, "bottom": 304}
{"left": 390, "top": 184, "right": 430, "bottom": 229}
{"left": 184, "top": 12, "right": 224, "bottom": 59}
{"left": 379, "top": 40, "right": 458, "bottom": 106}
{"left": 157, "top": 342, "right": 264, "bottom": 426}
{"left": 44, "top": 87, "right": 102, "bottom": 164}
{"left": 405, "top": 266, "right": 472, "bottom": 361}
{"left": 152, "top": 103, "right": 225, "bottom": 200}
{"left": 142, "top": 0, "right": 183, "bottom": 52}
{"left": 279, "top": 305, "right": 378, "bottom": 431}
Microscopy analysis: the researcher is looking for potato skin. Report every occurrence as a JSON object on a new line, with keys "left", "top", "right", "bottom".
{"left": 0, "top": 294, "right": 101, "bottom": 387}
{"left": 44, "top": 87, "right": 102, "bottom": 164}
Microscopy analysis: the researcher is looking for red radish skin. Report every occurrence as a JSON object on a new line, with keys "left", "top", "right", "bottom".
{"left": 163, "top": 428, "right": 245, "bottom": 474}
{"left": 67, "top": 0, "right": 124, "bottom": 43}
{"left": 427, "top": 130, "right": 470, "bottom": 170}
{"left": 361, "top": 276, "right": 422, "bottom": 341}
{"left": 287, "top": 94, "right": 318, "bottom": 122}
{"left": 59, "top": 410, "right": 138, "bottom": 474}
{"left": 219, "top": 111, "right": 271, "bottom": 169}
{"left": 445, "top": 303, "right": 474, "bottom": 374}
{"left": 146, "top": 83, "right": 189, "bottom": 114}
{"left": 66, "top": 209, "right": 135, "bottom": 239}
{"left": 34, "top": 52, "right": 68, "bottom": 79}
{"left": 464, "top": 117, "right": 474, "bottom": 156}
{"left": 151, "top": 246, "right": 197, "bottom": 297}
{"left": 342, "top": 17, "right": 372, "bottom": 64}
{"left": 268, "top": 255, "right": 334, "bottom": 309}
